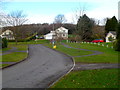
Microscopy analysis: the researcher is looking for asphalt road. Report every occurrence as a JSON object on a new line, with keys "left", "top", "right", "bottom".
{"left": 2, "top": 44, "right": 73, "bottom": 88}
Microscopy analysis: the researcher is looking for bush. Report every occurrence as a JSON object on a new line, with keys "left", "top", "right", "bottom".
{"left": 8, "top": 40, "right": 15, "bottom": 42}
{"left": 2, "top": 38, "right": 8, "bottom": 48}
{"left": 113, "top": 38, "right": 120, "bottom": 51}
{"left": 8, "top": 39, "right": 26, "bottom": 42}
{"left": 0, "top": 37, "right": 2, "bottom": 49}
{"left": 8, "top": 33, "right": 37, "bottom": 42}
{"left": 25, "top": 33, "right": 37, "bottom": 41}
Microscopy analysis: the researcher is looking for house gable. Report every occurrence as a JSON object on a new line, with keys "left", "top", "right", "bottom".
{"left": 44, "top": 27, "right": 69, "bottom": 40}
{"left": 106, "top": 31, "right": 116, "bottom": 42}
{"left": 0, "top": 29, "right": 15, "bottom": 40}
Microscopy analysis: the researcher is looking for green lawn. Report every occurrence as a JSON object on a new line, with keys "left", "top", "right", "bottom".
{"left": 2, "top": 48, "right": 11, "bottom": 52}
{"left": 1, "top": 52, "right": 27, "bottom": 62}
{"left": 0, "top": 40, "right": 49, "bottom": 68}
{"left": 67, "top": 43, "right": 119, "bottom": 63}
{"left": 0, "top": 43, "right": 28, "bottom": 68}
{"left": 45, "top": 43, "right": 92, "bottom": 57}
{"left": 0, "top": 47, "right": 11, "bottom": 54}
{"left": 9, "top": 44, "right": 28, "bottom": 51}
{"left": 0, "top": 64, "right": 10, "bottom": 68}
{"left": 52, "top": 69, "right": 119, "bottom": 88}
{"left": 45, "top": 42, "right": 119, "bottom": 63}
{"left": 45, "top": 42, "right": 119, "bottom": 88}
{"left": 9, "top": 39, "right": 49, "bottom": 45}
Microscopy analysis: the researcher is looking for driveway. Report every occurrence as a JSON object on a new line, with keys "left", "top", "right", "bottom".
{"left": 2, "top": 44, "right": 73, "bottom": 88}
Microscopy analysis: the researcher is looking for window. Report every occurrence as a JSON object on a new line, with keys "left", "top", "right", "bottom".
{"left": 63, "top": 34, "right": 66, "bottom": 37}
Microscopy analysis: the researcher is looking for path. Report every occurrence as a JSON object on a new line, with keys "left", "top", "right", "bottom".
{"left": 1, "top": 47, "right": 27, "bottom": 56}
{"left": 1, "top": 47, "right": 27, "bottom": 65}
{"left": 62, "top": 43, "right": 103, "bottom": 57}
{"left": 73, "top": 63, "right": 119, "bottom": 71}
{"left": 2, "top": 44, "right": 73, "bottom": 88}
{"left": 62, "top": 43, "right": 119, "bottom": 70}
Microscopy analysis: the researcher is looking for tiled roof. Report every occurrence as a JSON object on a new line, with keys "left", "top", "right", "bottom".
{"left": 109, "top": 31, "right": 116, "bottom": 35}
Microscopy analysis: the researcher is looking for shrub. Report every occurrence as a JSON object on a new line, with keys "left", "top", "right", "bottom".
{"left": 8, "top": 40, "right": 15, "bottom": 42}
{"left": 25, "top": 33, "right": 37, "bottom": 41}
{"left": 108, "top": 36, "right": 114, "bottom": 42}
{"left": 2, "top": 38, "right": 8, "bottom": 48}
{"left": 0, "top": 37, "right": 2, "bottom": 49}
{"left": 113, "top": 38, "right": 120, "bottom": 51}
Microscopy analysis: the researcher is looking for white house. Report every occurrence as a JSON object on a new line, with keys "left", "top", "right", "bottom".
{"left": 44, "top": 31, "right": 55, "bottom": 40}
{"left": 44, "top": 27, "right": 68, "bottom": 40}
{"left": 106, "top": 31, "right": 116, "bottom": 42}
{"left": 0, "top": 30, "right": 15, "bottom": 40}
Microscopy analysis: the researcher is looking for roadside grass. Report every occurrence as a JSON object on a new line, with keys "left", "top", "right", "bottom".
{"left": 1, "top": 48, "right": 11, "bottom": 52}
{"left": 9, "top": 39, "right": 49, "bottom": 45}
{"left": 9, "top": 44, "right": 28, "bottom": 51}
{"left": 0, "top": 64, "right": 9, "bottom": 68}
{"left": 0, "top": 48, "right": 11, "bottom": 54}
{"left": 45, "top": 42, "right": 119, "bottom": 88}
{"left": 1, "top": 43, "right": 28, "bottom": 68}
{"left": 1, "top": 52, "right": 27, "bottom": 62}
{"left": 67, "top": 43, "right": 119, "bottom": 63}
{"left": 52, "top": 69, "right": 119, "bottom": 88}
{"left": 45, "top": 42, "right": 119, "bottom": 63}
{"left": 102, "top": 42, "right": 113, "bottom": 47}
{"left": 45, "top": 43, "right": 92, "bottom": 56}
{"left": 0, "top": 40, "right": 49, "bottom": 68}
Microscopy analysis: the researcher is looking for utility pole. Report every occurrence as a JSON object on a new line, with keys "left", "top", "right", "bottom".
{"left": 52, "top": 22, "right": 55, "bottom": 46}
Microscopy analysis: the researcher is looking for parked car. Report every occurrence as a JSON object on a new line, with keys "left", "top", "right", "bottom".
{"left": 92, "top": 39, "right": 104, "bottom": 43}
{"left": 39, "top": 37, "right": 44, "bottom": 39}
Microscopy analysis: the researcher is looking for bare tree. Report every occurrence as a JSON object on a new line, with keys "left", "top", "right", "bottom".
{"left": 5, "top": 10, "right": 28, "bottom": 26}
{"left": 102, "top": 18, "right": 108, "bottom": 25}
{"left": 0, "top": 0, "right": 7, "bottom": 28}
{"left": 0, "top": 13, "right": 6, "bottom": 29}
{"left": 72, "top": 3, "right": 87, "bottom": 24}
{"left": 4, "top": 10, "right": 28, "bottom": 44}
{"left": 54, "top": 14, "right": 67, "bottom": 24}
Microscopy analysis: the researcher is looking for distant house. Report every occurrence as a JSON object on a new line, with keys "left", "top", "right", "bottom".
{"left": 44, "top": 27, "right": 68, "bottom": 40}
{"left": 0, "top": 30, "right": 15, "bottom": 40}
{"left": 44, "top": 31, "right": 55, "bottom": 40}
{"left": 106, "top": 31, "right": 116, "bottom": 42}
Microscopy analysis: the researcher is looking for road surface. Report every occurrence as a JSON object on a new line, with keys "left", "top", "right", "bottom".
{"left": 2, "top": 44, "right": 73, "bottom": 88}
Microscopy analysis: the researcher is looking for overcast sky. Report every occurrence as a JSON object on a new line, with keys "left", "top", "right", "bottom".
{"left": 1, "top": 0, "right": 119, "bottom": 25}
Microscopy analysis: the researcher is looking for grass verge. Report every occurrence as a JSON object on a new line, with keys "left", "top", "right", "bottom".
{"left": 0, "top": 64, "right": 9, "bottom": 68}
{"left": 67, "top": 43, "right": 119, "bottom": 63}
{"left": 45, "top": 43, "right": 92, "bottom": 57}
{"left": 1, "top": 52, "right": 27, "bottom": 62}
{"left": 45, "top": 43, "right": 119, "bottom": 63}
{"left": 51, "top": 69, "right": 119, "bottom": 88}
{"left": 45, "top": 43, "right": 119, "bottom": 88}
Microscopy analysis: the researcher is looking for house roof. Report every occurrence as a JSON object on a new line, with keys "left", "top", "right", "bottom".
{"left": 56, "top": 27, "right": 68, "bottom": 31}
{"left": 1, "top": 29, "right": 13, "bottom": 35}
{"left": 109, "top": 31, "right": 116, "bottom": 35}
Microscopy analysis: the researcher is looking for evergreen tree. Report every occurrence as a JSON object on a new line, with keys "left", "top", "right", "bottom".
{"left": 76, "top": 14, "right": 94, "bottom": 41}
{"left": 115, "top": 22, "right": 120, "bottom": 51}
{"left": 105, "top": 16, "right": 118, "bottom": 34}
{"left": 116, "top": 21, "right": 120, "bottom": 39}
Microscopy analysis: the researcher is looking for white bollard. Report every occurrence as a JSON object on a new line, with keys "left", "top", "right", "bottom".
{"left": 106, "top": 45, "right": 108, "bottom": 47}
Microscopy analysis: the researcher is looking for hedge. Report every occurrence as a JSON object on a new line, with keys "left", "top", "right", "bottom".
{"left": 2, "top": 38, "right": 8, "bottom": 48}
